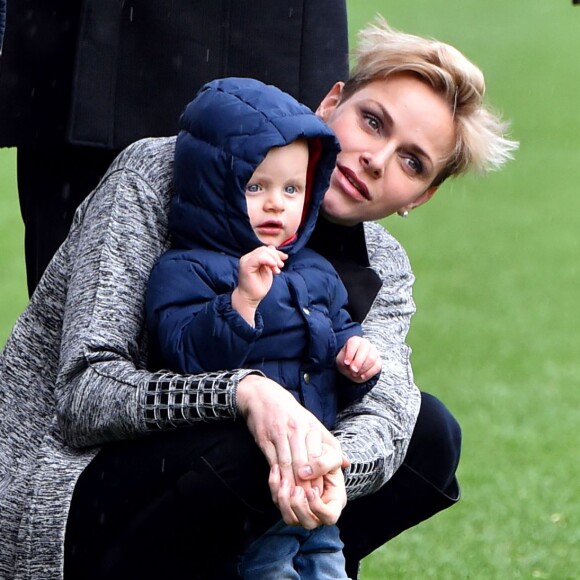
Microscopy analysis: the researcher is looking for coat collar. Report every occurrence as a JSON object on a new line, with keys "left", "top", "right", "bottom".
{"left": 308, "top": 218, "right": 382, "bottom": 323}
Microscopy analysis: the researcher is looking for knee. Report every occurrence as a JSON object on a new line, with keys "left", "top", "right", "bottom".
{"left": 422, "top": 392, "right": 462, "bottom": 460}
{"left": 405, "top": 392, "right": 462, "bottom": 491}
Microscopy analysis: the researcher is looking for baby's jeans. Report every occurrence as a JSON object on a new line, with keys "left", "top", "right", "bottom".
{"left": 239, "top": 520, "right": 349, "bottom": 579}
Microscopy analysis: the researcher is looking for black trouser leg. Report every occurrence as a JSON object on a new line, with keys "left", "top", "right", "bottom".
{"left": 340, "top": 392, "right": 462, "bottom": 579}
{"left": 64, "top": 423, "right": 276, "bottom": 580}
{"left": 16, "top": 144, "right": 119, "bottom": 296}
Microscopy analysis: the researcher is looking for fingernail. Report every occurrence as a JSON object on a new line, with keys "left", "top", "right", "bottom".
{"left": 299, "top": 465, "right": 313, "bottom": 478}
{"left": 282, "top": 478, "right": 289, "bottom": 489}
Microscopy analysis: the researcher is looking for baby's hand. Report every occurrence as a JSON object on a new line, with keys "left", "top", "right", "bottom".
{"left": 269, "top": 464, "right": 324, "bottom": 528}
{"left": 232, "top": 246, "right": 287, "bottom": 326}
{"left": 237, "top": 245, "right": 287, "bottom": 300}
{"left": 336, "top": 336, "right": 382, "bottom": 383}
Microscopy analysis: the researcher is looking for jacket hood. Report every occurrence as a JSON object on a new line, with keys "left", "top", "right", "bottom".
{"left": 170, "top": 77, "right": 340, "bottom": 256}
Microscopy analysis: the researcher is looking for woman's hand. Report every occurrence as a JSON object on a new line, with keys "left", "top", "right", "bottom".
{"left": 237, "top": 374, "right": 336, "bottom": 484}
{"left": 269, "top": 443, "right": 348, "bottom": 529}
{"left": 236, "top": 374, "right": 348, "bottom": 526}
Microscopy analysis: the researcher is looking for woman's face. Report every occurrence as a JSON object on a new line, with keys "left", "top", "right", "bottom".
{"left": 317, "top": 73, "right": 456, "bottom": 225}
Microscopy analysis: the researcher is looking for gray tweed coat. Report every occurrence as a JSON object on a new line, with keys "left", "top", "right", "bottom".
{"left": 0, "top": 137, "right": 420, "bottom": 579}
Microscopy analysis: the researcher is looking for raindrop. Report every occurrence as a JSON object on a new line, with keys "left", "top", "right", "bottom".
{"left": 61, "top": 183, "right": 71, "bottom": 202}
{"left": 172, "top": 54, "right": 183, "bottom": 70}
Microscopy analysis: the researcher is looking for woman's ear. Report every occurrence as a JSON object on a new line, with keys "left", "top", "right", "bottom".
{"left": 399, "top": 187, "right": 438, "bottom": 217}
{"left": 412, "top": 186, "right": 438, "bottom": 210}
{"left": 316, "top": 82, "right": 345, "bottom": 120}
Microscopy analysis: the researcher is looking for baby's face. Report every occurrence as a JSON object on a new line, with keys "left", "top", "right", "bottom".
{"left": 245, "top": 140, "right": 309, "bottom": 247}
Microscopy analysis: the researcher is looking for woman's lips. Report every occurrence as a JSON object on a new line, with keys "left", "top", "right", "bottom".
{"left": 336, "top": 164, "right": 370, "bottom": 201}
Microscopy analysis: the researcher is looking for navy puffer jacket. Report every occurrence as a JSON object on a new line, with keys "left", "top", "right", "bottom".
{"left": 147, "top": 78, "right": 375, "bottom": 427}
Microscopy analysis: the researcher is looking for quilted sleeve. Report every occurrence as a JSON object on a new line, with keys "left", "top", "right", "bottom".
{"left": 146, "top": 253, "right": 263, "bottom": 374}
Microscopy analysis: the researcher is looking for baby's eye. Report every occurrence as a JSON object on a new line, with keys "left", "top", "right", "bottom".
{"left": 284, "top": 185, "right": 298, "bottom": 195}
{"left": 246, "top": 183, "right": 261, "bottom": 193}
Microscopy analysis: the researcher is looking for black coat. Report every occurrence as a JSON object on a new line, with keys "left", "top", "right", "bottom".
{"left": 0, "top": 0, "right": 5, "bottom": 51}
{"left": 0, "top": 0, "right": 348, "bottom": 148}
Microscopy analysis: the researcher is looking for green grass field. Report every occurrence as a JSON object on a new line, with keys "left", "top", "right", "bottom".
{"left": 1, "top": 1, "right": 579, "bottom": 577}
{"left": 0, "top": 148, "right": 26, "bottom": 341}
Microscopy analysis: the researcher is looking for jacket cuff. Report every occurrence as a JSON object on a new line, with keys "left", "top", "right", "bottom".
{"left": 143, "top": 369, "right": 263, "bottom": 430}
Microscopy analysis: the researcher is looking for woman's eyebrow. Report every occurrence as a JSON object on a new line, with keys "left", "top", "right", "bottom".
{"left": 374, "top": 101, "right": 435, "bottom": 170}
{"left": 375, "top": 101, "right": 394, "bottom": 131}
{"left": 407, "top": 143, "right": 435, "bottom": 172}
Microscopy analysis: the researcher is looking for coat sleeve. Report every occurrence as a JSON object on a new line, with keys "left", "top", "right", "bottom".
{"left": 53, "top": 140, "right": 260, "bottom": 449}
{"left": 333, "top": 221, "right": 421, "bottom": 500}
{"left": 146, "top": 254, "right": 263, "bottom": 374}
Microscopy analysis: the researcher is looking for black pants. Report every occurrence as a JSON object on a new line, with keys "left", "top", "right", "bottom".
{"left": 17, "top": 145, "right": 120, "bottom": 296}
{"left": 64, "top": 392, "right": 461, "bottom": 579}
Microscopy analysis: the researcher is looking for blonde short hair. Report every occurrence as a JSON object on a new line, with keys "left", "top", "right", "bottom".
{"left": 342, "top": 17, "right": 518, "bottom": 185}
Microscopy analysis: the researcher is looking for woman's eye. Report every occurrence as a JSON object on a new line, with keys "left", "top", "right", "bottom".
{"left": 363, "top": 112, "right": 381, "bottom": 132}
{"left": 405, "top": 156, "right": 423, "bottom": 175}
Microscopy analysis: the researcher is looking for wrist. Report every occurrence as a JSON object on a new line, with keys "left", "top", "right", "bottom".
{"left": 231, "top": 288, "right": 259, "bottom": 326}
{"left": 236, "top": 372, "right": 267, "bottom": 417}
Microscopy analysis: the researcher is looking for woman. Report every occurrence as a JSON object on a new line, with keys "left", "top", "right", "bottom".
{"left": 0, "top": 18, "right": 517, "bottom": 579}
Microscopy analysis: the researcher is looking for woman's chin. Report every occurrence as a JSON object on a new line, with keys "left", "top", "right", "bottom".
{"left": 323, "top": 198, "right": 359, "bottom": 224}
{"left": 320, "top": 200, "right": 363, "bottom": 226}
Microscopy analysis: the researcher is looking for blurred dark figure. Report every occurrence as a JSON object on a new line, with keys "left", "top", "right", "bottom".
{"left": 0, "top": 0, "right": 5, "bottom": 52}
{"left": 0, "top": 0, "right": 348, "bottom": 296}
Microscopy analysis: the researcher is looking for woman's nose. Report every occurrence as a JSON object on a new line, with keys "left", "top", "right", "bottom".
{"left": 360, "top": 147, "right": 391, "bottom": 178}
